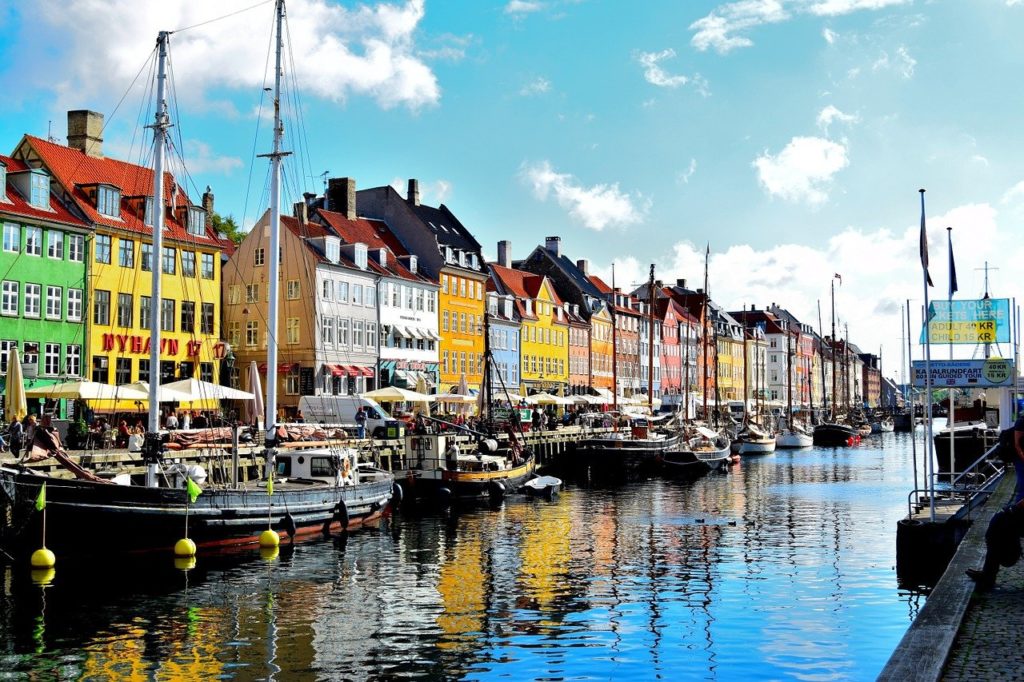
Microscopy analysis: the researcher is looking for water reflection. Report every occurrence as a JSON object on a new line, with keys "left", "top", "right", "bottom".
{"left": 0, "top": 433, "right": 923, "bottom": 680}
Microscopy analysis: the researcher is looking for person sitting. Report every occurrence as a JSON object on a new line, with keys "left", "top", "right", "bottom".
{"left": 116, "top": 419, "right": 130, "bottom": 448}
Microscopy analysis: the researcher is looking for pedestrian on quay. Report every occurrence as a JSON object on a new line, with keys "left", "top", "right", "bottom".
{"left": 8, "top": 417, "right": 23, "bottom": 459}
{"left": 355, "top": 407, "right": 367, "bottom": 439}
{"left": 531, "top": 406, "right": 542, "bottom": 431}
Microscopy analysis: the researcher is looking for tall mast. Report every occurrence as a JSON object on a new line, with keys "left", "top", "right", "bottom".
{"left": 483, "top": 301, "right": 491, "bottom": 422}
{"left": 786, "top": 322, "right": 793, "bottom": 428}
{"left": 831, "top": 277, "right": 837, "bottom": 419}
{"left": 262, "top": 0, "right": 289, "bottom": 435}
{"left": 148, "top": 31, "right": 170, "bottom": 434}
{"left": 647, "top": 263, "right": 655, "bottom": 413}
{"left": 683, "top": 313, "right": 690, "bottom": 422}
{"left": 611, "top": 264, "right": 618, "bottom": 414}
{"left": 702, "top": 245, "right": 709, "bottom": 420}
{"left": 742, "top": 315, "right": 749, "bottom": 422}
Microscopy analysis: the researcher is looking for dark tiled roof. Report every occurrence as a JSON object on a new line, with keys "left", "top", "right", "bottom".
{"left": 409, "top": 202, "right": 482, "bottom": 254}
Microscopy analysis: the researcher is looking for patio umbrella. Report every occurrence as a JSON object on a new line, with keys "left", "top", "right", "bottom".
{"left": 526, "top": 391, "right": 562, "bottom": 405}
{"left": 361, "top": 386, "right": 434, "bottom": 402}
{"left": 433, "top": 393, "right": 477, "bottom": 404}
{"left": 122, "top": 381, "right": 195, "bottom": 403}
{"left": 4, "top": 347, "right": 26, "bottom": 422}
{"left": 457, "top": 374, "right": 470, "bottom": 415}
{"left": 25, "top": 380, "right": 149, "bottom": 401}
{"left": 161, "top": 378, "right": 255, "bottom": 401}
{"left": 245, "top": 361, "right": 265, "bottom": 426}
{"left": 412, "top": 376, "right": 430, "bottom": 416}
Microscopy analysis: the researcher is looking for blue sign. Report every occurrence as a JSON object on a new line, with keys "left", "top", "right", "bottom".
{"left": 919, "top": 298, "right": 1011, "bottom": 345}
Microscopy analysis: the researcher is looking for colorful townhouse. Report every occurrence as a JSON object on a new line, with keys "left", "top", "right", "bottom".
{"left": 315, "top": 179, "right": 440, "bottom": 392}
{"left": 589, "top": 275, "right": 641, "bottom": 399}
{"left": 657, "top": 298, "right": 684, "bottom": 399}
{"left": 357, "top": 180, "right": 487, "bottom": 394}
{"left": 566, "top": 303, "right": 590, "bottom": 396}
{"left": 486, "top": 290, "right": 520, "bottom": 395}
{"left": 488, "top": 249, "right": 569, "bottom": 395}
{"left": 13, "top": 112, "right": 230, "bottom": 411}
{"left": 0, "top": 154, "right": 90, "bottom": 418}
{"left": 588, "top": 302, "right": 614, "bottom": 394}
{"left": 661, "top": 279, "right": 717, "bottom": 406}
{"left": 769, "top": 305, "right": 817, "bottom": 409}
{"left": 223, "top": 201, "right": 386, "bottom": 418}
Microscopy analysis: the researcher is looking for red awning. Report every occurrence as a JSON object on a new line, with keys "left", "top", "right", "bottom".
{"left": 358, "top": 366, "right": 375, "bottom": 378}
{"left": 258, "top": 362, "right": 298, "bottom": 373}
{"left": 324, "top": 364, "right": 347, "bottom": 377}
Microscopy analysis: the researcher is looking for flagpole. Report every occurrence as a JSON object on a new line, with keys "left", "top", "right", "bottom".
{"left": 946, "top": 226, "right": 955, "bottom": 480}
{"left": 906, "top": 300, "right": 918, "bottom": 496}
{"left": 920, "top": 189, "right": 936, "bottom": 521}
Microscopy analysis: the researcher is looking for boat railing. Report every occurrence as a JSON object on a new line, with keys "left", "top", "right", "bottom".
{"left": 905, "top": 440, "right": 1005, "bottom": 518}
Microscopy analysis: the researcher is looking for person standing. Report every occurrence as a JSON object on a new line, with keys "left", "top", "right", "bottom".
{"left": 165, "top": 411, "right": 179, "bottom": 430}
{"left": 355, "top": 407, "right": 367, "bottom": 439}
{"left": 8, "top": 418, "right": 24, "bottom": 459}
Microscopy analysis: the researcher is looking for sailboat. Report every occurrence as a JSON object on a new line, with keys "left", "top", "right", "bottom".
{"left": 776, "top": 321, "right": 812, "bottom": 448}
{"left": 813, "top": 276, "right": 860, "bottom": 447}
{"left": 0, "top": 3, "right": 395, "bottom": 558}
{"left": 735, "top": 313, "right": 775, "bottom": 455}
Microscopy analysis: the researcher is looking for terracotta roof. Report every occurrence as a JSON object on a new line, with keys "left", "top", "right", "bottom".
{"left": 316, "top": 209, "right": 428, "bottom": 283}
{"left": 20, "top": 136, "right": 228, "bottom": 249}
{"left": 0, "top": 155, "right": 88, "bottom": 229}
{"left": 589, "top": 274, "right": 612, "bottom": 294}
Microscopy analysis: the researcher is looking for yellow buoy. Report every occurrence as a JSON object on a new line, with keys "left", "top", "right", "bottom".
{"left": 174, "top": 538, "right": 197, "bottom": 557}
{"left": 260, "top": 545, "right": 280, "bottom": 562}
{"left": 30, "top": 548, "right": 56, "bottom": 569}
{"left": 31, "top": 567, "right": 56, "bottom": 585}
{"left": 174, "top": 556, "right": 197, "bottom": 571}
{"left": 259, "top": 529, "right": 280, "bottom": 548}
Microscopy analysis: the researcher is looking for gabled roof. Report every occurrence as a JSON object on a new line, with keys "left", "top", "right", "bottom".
{"left": 524, "top": 246, "right": 605, "bottom": 300}
{"left": 316, "top": 209, "right": 431, "bottom": 283}
{"left": 0, "top": 154, "right": 88, "bottom": 229}
{"left": 17, "top": 135, "right": 228, "bottom": 249}
{"left": 407, "top": 201, "right": 482, "bottom": 254}
{"left": 590, "top": 275, "right": 641, "bottom": 317}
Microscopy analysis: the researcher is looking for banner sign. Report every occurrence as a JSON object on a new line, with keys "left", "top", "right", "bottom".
{"left": 911, "top": 358, "right": 1015, "bottom": 387}
{"left": 919, "top": 298, "right": 1011, "bottom": 344}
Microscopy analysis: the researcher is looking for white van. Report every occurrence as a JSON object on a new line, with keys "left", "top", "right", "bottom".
{"left": 298, "top": 395, "right": 391, "bottom": 436}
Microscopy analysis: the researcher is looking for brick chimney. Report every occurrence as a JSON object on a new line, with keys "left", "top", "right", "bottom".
{"left": 676, "top": 278, "right": 686, "bottom": 289}
{"left": 327, "top": 177, "right": 356, "bottom": 220}
{"left": 407, "top": 178, "right": 420, "bottom": 206}
{"left": 497, "top": 240, "right": 511, "bottom": 268}
{"left": 293, "top": 201, "right": 308, "bottom": 224}
{"left": 67, "top": 110, "right": 104, "bottom": 158}
{"left": 545, "top": 236, "right": 561, "bottom": 257}
{"left": 576, "top": 259, "right": 589, "bottom": 275}
{"left": 201, "top": 185, "right": 214, "bottom": 229}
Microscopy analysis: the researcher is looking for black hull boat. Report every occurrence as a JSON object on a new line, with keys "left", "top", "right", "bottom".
{"left": 933, "top": 423, "right": 999, "bottom": 477}
{"left": 812, "top": 423, "right": 860, "bottom": 446}
{"left": 402, "top": 434, "right": 537, "bottom": 504}
{"left": 893, "top": 412, "right": 913, "bottom": 432}
{"left": 574, "top": 432, "right": 681, "bottom": 475}
{"left": 0, "top": 457, "right": 395, "bottom": 558}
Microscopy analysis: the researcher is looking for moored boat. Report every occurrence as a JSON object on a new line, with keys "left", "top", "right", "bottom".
{"left": 736, "top": 423, "right": 777, "bottom": 455}
{"left": 812, "top": 422, "right": 860, "bottom": 446}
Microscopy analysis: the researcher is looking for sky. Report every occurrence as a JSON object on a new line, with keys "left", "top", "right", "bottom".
{"left": 1, "top": 0, "right": 1023, "bottom": 386}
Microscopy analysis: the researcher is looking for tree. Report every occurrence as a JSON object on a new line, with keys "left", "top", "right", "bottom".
{"left": 210, "top": 212, "right": 244, "bottom": 245}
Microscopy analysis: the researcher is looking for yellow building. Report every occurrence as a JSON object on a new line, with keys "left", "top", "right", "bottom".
{"left": 589, "top": 302, "right": 614, "bottom": 391}
{"left": 15, "top": 118, "right": 230, "bottom": 412}
{"left": 488, "top": 265, "right": 568, "bottom": 394}
{"left": 438, "top": 265, "right": 487, "bottom": 393}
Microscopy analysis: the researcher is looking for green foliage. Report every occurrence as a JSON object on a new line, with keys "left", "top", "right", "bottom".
{"left": 211, "top": 212, "right": 244, "bottom": 245}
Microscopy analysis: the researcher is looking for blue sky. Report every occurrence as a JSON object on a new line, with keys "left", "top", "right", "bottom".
{"left": 2, "top": 0, "right": 1022, "bottom": 381}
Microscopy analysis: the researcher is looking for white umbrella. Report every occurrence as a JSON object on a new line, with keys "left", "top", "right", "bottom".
{"left": 456, "top": 374, "right": 470, "bottom": 415}
{"left": 161, "top": 378, "right": 255, "bottom": 401}
{"left": 245, "top": 361, "right": 265, "bottom": 426}
{"left": 4, "top": 348, "right": 26, "bottom": 422}
{"left": 526, "top": 391, "right": 562, "bottom": 405}
{"left": 25, "top": 380, "right": 149, "bottom": 401}
{"left": 361, "top": 386, "right": 435, "bottom": 402}
{"left": 413, "top": 376, "right": 430, "bottom": 416}
{"left": 433, "top": 393, "right": 476, "bottom": 403}
{"left": 122, "top": 381, "right": 195, "bottom": 403}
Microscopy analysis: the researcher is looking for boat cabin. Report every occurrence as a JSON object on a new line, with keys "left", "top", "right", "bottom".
{"left": 271, "top": 448, "right": 355, "bottom": 486}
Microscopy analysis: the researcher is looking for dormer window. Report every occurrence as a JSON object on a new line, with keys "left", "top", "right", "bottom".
{"left": 458, "top": 251, "right": 466, "bottom": 267}
{"left": 29, "top": 172, "right": 50, "bottom": 209}
{"left": 354, "top": 243, "right": 368, "bottom": 270}
{"left": 524, "top": 299, "right": 533, "bottom": 315}
{"left": 488, "top": 294, "right": 498, "bottom": 316}
{"left": 325, "top": 238, "right": 340, "bottom": 264}
{"left": 144, "top": 197, "right": 155, "bottom": 226}
{"left": 97, "top": 185, "right": 121, "bottom": 218}
{"left": 470, "top": 253, "right": 478, "bottom": 270}
{"left": 504, "top": 298, "right": 513, "bottom": 319}
{"left": 407, "top": 255, "right": 417, "bottom": 275}
{"left": 187, "top": 206, "right": 206, "bottom": 235}
{"left": 0, "top": 163, "right": 7, "bottom": 202}
{"left": 445, "top": 246, "right": 453, "bottom": 262}
{"left": 377, "top": 249, "right": 388, "bottom": 268}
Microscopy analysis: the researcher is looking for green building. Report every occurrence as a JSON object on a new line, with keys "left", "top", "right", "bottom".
{"left": 0, "top": 154, "right": 90, "bottom": 419}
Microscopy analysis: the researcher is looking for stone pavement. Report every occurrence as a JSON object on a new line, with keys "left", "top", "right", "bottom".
{"left": 880, "top": 474, "right": 1023, "bottom": 681}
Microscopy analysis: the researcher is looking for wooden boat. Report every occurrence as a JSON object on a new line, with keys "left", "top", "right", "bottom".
{"left": 775, "top": 419, "right": 813, "bottom": 449}
{"left": 661, "top": 426, "right": 731, "bottom": 476}
{"left": 870, "top": 417, "right": 895, "bottom": 433}
{"left": 574, "top": 413, "right": 681, "bottom": 475}
{"left": 812, "top": 422, "right": 860, "bottom": 446}
{"left": 736, "top": 423, "right": 777, "bottom": 455}
{"left": 401, "top": 433, "right": 535, "bottom": 503}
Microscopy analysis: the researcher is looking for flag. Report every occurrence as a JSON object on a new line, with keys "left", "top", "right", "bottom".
{"left": 186, "top": 477, "right": 202, "bottom": 504}
{"left": 948, "top": 229, "right": 958, "bottom": 298}
{"left": 834, "top": 273, "right": 842, "bottom": 284}
{"left": 35, "top": 483, "right": 45, "bottom": 511}
{"left": 266, "top": 475, "right": 274, "bottom": 497}
{"left": 919, "top": 190, "right": 933, "bottom": 287}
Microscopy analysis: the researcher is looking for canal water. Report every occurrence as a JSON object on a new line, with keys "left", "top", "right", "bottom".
{"left": 0, "top": 432, "right": 928, "bottom": 680}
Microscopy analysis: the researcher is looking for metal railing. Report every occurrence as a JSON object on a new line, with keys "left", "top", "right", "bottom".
{"left": 905, "top": 440, "right": 1005, "bottom": 519}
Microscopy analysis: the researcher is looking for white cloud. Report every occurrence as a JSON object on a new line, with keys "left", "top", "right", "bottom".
{"left": 589, "top": 201, "right": 1023, "bottom": 387}
{"left": 32, "top": 0, "right": 440, "bottom": 112}
{"left": 677, "top": 158, "right": 698, "bottom": 185}
{"left": 520, "top": 77, "right": 551, "bottom": 96}
{"left": 505, "top": 0, "right": 543, "bottom": 14}
{"left": 389, "top": 176, "right": 451, "bottom": 204}
{"left": 872, "top": 45, "right": 916, "bottom": 78}
{"left": 1000, "top": 180, "right": 1024, "bottom": 205}
{"left": 635, "top": 49, "right": 690, "bottom": 88}
{"left": 520, "top": 160, "right": 649, "bottom": 231}
{"left": 816, "top": 104, "right": 858, "bottom": 132}
{"left": 690, "top": 0, "right": 908, "bottom": 53}
{"left": 822, "top": 27, "right": 838, "bottom": 43}
{"left": 178, "top": 139, "right": 243, "bottom": 175}
{"left": 753, "top": 136, "right": 849, "bottom": 205}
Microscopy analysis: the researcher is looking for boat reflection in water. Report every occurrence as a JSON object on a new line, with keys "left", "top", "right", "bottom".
{"left": 1, "top": 434, "right": 925, "bottom": 680}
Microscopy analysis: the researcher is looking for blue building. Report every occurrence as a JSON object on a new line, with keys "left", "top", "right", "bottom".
{"left": 486, "top": 290, "right": 520, "bottom": 398}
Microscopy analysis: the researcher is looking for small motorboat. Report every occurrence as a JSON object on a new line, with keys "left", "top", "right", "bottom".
{"left": 522, "top": 475, "right": 562, "bottom": 499}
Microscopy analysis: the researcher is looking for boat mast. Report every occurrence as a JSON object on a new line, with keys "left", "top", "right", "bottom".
{"left": 647, "top": 263, "right": 655, "bottom": 413}
{"left": 683, "top": 313, "right": 690, "bottom": 422}
{"left": 786, "top": 322, "right": 793, "bottom": 430}
{"left": 742, "top": 315, "right": 749, "bottom": 423}
{"left": 702, "top": 245, "right": 709, "bottom": 421}
{"left": 482, "top": 301, "right": 491, "bottom": 423}
{"left": 830, "top": 277, "right": 837, "bottom": 420}
{"left": 262, "top": 0, "right": 290, "bottom": 437}
{"left": 148, "top": 31, "right": 170, "bottom": 434}
{"left": 611, "top": 264, "right": 618, "bottom": 415}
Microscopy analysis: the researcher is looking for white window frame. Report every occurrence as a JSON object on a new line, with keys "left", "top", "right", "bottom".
{"left": 46, "top": 286, "right": 61, "bottom": 320}
{"left": 44, "top": 343, "right": 60, "bottom": 376}
{"left": 24, "top": 226, "right": 41, "bottom": 256}
{"left": 47, "top": 230, "right": 63, "bottom": 259}
{"left": 23, "top": 283, "right": 40, "bottom": 318}
{"left": 67, "top": 288, "right": 83, "bottom": 321}
{"left": 3, "top": 223, "right": 19, "bottom": 253}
